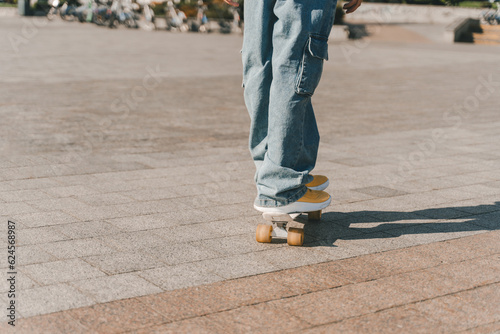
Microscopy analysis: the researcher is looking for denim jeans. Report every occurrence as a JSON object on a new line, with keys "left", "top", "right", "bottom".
{"left": 242, "top": 0, "right": 338, "bottom": 207}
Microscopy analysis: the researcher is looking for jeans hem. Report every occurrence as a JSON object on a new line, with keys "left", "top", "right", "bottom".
{"left": 254, "top": 186, "right": 308, "bottom": 208}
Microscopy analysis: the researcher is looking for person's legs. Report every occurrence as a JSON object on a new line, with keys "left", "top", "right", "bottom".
{"left": 243, "top": 0, "right": 337, "bottom": 208}
{"left": 241, "top": 0, "right": 275, "bottom": 173}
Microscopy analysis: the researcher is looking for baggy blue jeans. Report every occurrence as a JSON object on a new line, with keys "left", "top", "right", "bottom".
{"left": 242, "top": 0, "right": 338, "bottom": 207}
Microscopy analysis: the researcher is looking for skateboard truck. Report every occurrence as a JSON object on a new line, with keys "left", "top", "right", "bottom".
{"left": 256, "top": 210, "right": 322, "bottom": 246}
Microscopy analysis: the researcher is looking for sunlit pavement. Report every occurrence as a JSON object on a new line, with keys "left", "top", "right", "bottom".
{"left": 1, "top": 16, "right": 499, "bottom": 332}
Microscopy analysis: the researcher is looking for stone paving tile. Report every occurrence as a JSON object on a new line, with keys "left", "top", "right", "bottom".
{"left": 345, "top": 211, "right": 429, "bottom": 232}
{"left": 484, "top": 180, "right": 500, "bottom": 188}
{"left": 257, "top": 244, "right": 332, "bottom": 270}
{"left": 146, "top": 243, "right": 222, "bottom": 266}
{"left": 348, "top": 193, "right": 452, "bottom": 212}
{"left": 338, "top": 230, "right": 420, "bottom": 254}
{"left": 17, "top": 226, "right": 71, "bottom": 246}
{"left": 49, "top": 173, "right": 101, "bottom": 186}
{"left": 54, "top": 220, "right": 124, "bottom": 239}
{"left": 460, "top": 321, "right": 500, "bottom": 334}
{"left": 112, "top": 199, "right": 191, "bottom": 216}
{"left": 84, "top": 180, "right": 145, "bottom": 193}
{"left": 422, "top": 174, "right": 493, "bottom": 189}
{"left": 2, "top": 202, "right": 39, "bottom": 216}
{"left": 43, "top": 238, "right": 117, "bottom": 260}
{"left": 16, "top": 245, "right": 58, "bottom": 266}
{"left": 63, "top": 204, "right": 130, "bottom": 221}
{"left": 42, "top": 185, "right": 99, "bottom": 198}
{"left": 83, "top": 250, "right": 165, "bottom": 275}
{"left": 19, "top": 283, "right": 95, "bottom": 318}
{"left": 412, "top": 232, "right": 500, "bottom": 264}
{"left": 388, "top": 179, "right": 440, "bottom": 193}
{"left": 425, "top": 186, "right": 490, "bottom": 202}
{"left": 468, "top": 210, "right": 500, "bottom": 230}
{"left": 12, "top": 210, "right": 81, "bottom": 228}
{"left": 302, "top": 305, "right": 444, "bottom": 334}
{"left": 97, "top": 230, "right": 171, "bottom": 252}
{"left": 202, "top": 216, "right": 257, "bottom": 236}
{"left": 19, "top": 258, "right": 107, "bottom": 286}
{"left": 188, "top": 191, "right": 253, "bottom": 209}
{"left": 426, "top": 255, "right": 500, "bottom": 288}
{"left": 136, "top": 273, "right": 297, "bottom": 322}
{"left": 198, "top": 203, "right": 258, "bottom": 222}
{"left": 173, "top": 181, "right": 255, "bottom": 198}
{"left": 118, "top": 188, "right": 182, "bottom": 202}
{"left": 389, "top": 269, "right": 473, "bottom": 301}
{"left": 352, "top": 185, "right": 408, "bottom": 198}
{"left": 421, "top": 219, "right": 491, "bottom": 240}
{"left": 0, "top": 181, "right": 15, "bottom": 192}
{"left": 329, "top": 188, "right": 375, "bottom": 204}
{"left": 0, "top": 270, "right": 39, "bottom": 292}
{"left": 204, "top": 301, "right": 311, "bottom": 333}
{"left": 9, "top": 229, "right": 500, "bottom": 330}
{"left": 72, "top": 192, "right": 135, "bottom": 207}
{"left": 135, "top": 289, "right": 229, "bottom": 323}
{"left": 6, "top": 178, "right": 62, "bottom": 190}
{"left": 131, "top": 316, "right": 225, "bottom": 334}
{"left": 66, "top": 299, "right": 168, "bottom": 334}
{"left": 137, "top": 262, "right": 224, "bottom": 291}
{"left": 413, "top": 207, "right": 472, "bottom": 220}
{"left": 173, "top": 253, "right": 275, "bottom": 282}
{"left": 1, "top": 312, "right": 89, "bottom": 334}
{"left": 309, "top": 217, "right": 386, "bottom": 237}
{"left": 25, "top": 197, "right": 91, "bottom": 212}
{"left": 312, "top": 238, "right": 374, "bottom": 261}
{"left": 69, "top": 273, "right": 162, "bottom": 304}
{"left": 152, "top": 223, "right": 223, "bottom": 244}
{"left": 411, "top": 283, "right": 500, "bottom": 332}
{"left": 278, "top": 279, "right": 408, "bottom": 326}
{"left": 459, "top": 163, "right": 500, "bottom": 176}
{"left": 191, "top": 233, "right": 282, "bottom": 256}
{"left": 0, "top": 189, "right": 52, "bottom": 203}
{"left": 406, "top": 166, "right": 453, "bottom": 180}
{"left": 451, "top": 198, "right": 500, "bottom": 215}
{"left": 104, "top": 213, "right": 182, "bottom": 232}
{"left": 380, "top": 223, "right": 480, "bottom": 248}
{"left": 2, "top": 18, "right": 500, "bottom": 327}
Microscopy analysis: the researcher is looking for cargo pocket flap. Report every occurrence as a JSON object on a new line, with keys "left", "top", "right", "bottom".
{"left": 308, "top": 36, "right": 329, "bottom": 61}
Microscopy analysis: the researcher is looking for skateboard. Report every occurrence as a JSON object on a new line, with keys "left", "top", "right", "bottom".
{"left": 255, "top": 210, "right": 322, "bottom": 246}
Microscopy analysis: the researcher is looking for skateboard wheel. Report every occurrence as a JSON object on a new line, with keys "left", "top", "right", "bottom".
{"left": 308, "top": 210, "right": 322, "bottom": 221}
{"left": 287, "top": 228, "right": 304, "bottom": 246}
{"left": 256, "top": 224, "right": 273, "bottom": 243}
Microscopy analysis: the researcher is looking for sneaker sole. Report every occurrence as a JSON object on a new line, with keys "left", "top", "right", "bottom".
{"left": 254, "top": 195, "right": 331, "bottom": 214}
{"left": 307, "top": 179, "right": 329, "bottom": 191}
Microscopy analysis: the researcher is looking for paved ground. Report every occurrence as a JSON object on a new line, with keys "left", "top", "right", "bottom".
{"left": 0, "top": 16, "right": 499, "bottom": 332}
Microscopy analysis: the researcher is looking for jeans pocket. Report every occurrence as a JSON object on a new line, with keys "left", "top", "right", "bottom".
{"left": 295, "top": 35, "right": 329, "bottom": 96}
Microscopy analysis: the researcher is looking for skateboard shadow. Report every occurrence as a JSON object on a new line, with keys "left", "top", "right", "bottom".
{"left": 299, "top": 201, "right": 500, "bottom": 247}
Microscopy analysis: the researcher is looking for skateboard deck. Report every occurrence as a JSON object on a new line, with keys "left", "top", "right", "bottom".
{"left": 256, "top": 210, "right": 322, "bottom": 246}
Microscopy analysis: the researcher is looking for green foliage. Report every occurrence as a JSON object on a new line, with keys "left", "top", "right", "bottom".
{"left": 0, "top": 0, "right": 17, "bottom": 5}
{"left": 458, "top": 1, "right": 494, "bottom": 7}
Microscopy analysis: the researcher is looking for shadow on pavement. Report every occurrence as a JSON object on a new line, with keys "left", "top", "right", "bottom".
{"left": 301, "top": 201, "right": 500, "bottom": 247}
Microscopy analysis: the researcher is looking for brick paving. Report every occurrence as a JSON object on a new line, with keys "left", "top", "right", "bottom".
{"left": 2, "top": 231, "right": 499, "bottom": 333}
{"left": 0, "top": 16, "right": 499, "bottom": 332}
